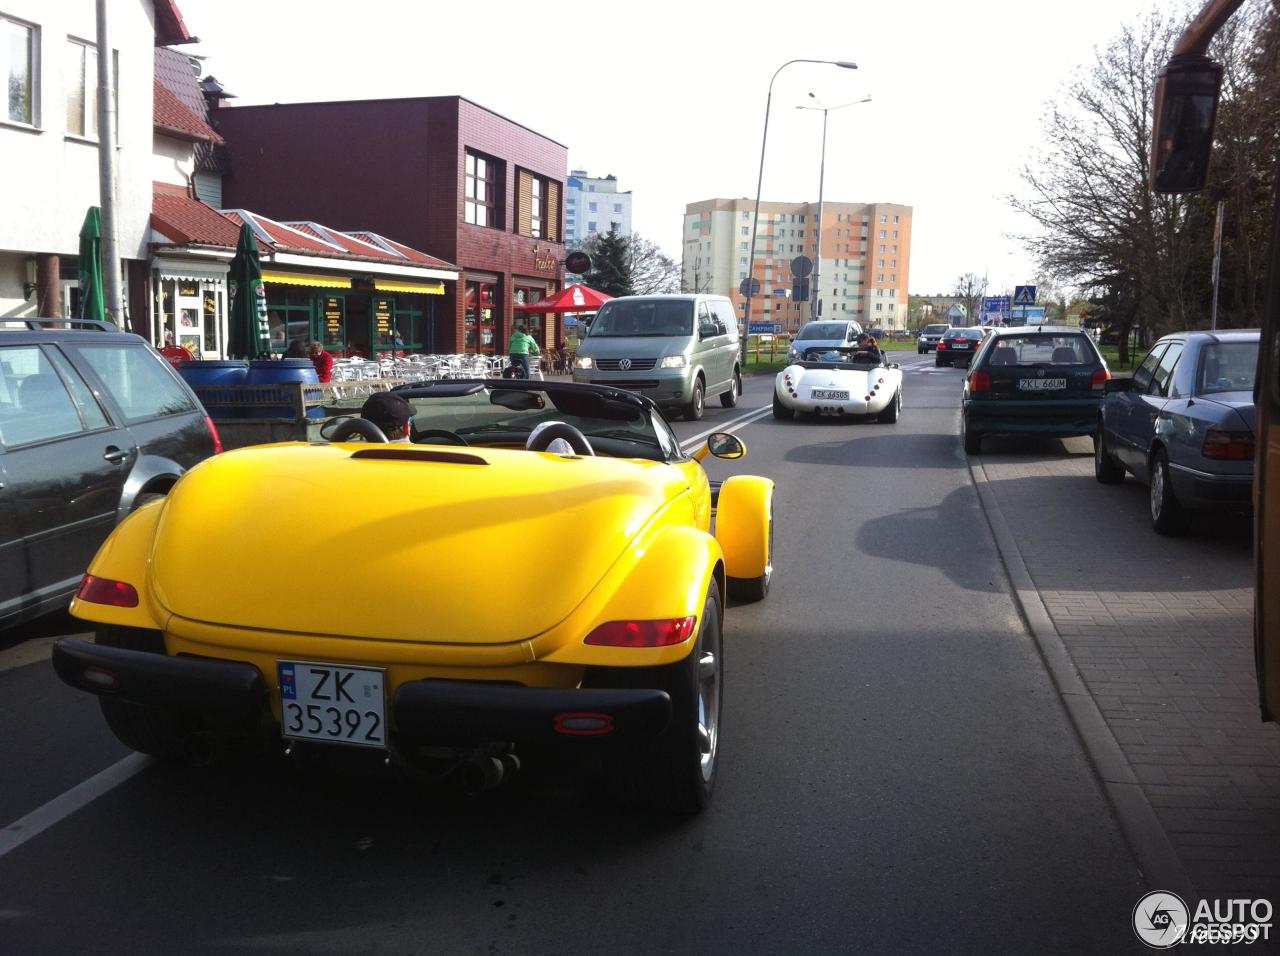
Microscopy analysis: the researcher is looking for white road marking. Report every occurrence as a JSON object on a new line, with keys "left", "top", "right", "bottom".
{"left": 0, "top": 753, "right": 151, "bottom": 859}
{"left": 680, "top": 405, "right": 773, "bottom": 451}
{"left": 0, "top": 637, "right": 56, "bottom": 673}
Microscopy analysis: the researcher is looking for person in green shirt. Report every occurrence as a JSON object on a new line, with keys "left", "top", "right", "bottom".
{"left": 508, "top": 324, "right": 541, "bottom": 379}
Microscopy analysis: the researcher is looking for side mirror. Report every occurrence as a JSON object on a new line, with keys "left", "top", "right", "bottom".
{"left": 1150, "top": 55, "right": 1222, "bottom": 193}
{"left": 707, "top": 432, "right": 745, "bottom": 459}
{"left": 1105, "top": 376, "right": 1134, "bottom": 394}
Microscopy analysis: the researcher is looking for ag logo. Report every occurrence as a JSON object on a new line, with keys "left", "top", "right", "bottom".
{"left": 619, "top": 358, "right": 632, "bottom": 371}
{"left": 1133, "top": 891, "right": 1189, "bottom": 948}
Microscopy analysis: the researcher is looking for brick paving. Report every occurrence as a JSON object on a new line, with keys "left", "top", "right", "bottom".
{"left": 977, "top": 440, "right": 1280, "bottom": 901}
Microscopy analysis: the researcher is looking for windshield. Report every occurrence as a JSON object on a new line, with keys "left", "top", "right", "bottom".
{"left": 587, "top": 300, "right": 693, "bottom": 337}
{"left": 394, "top": 384, "right": 669, "bottom": 459}
{"left": 922, "top": 325, "right": 948, "bottom": 335}
{"left": 796, "top": 322, "right": 849, "bottom": 341}
{"left": 799, "top": 346, "right": 880, "bottom": 366}
{"left": 1196, "top": 341, "right": 1259, "bottom": 395}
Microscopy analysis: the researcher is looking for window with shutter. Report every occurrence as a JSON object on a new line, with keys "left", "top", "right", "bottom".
{"left": 546, "top": 180, "right": 561, "bottom": 242}
{"left": 516, "top": 171, "right": 533, "bottom": 237}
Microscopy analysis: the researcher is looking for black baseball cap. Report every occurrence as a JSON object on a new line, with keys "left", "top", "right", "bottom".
{"left": 360, "top": 392, "right": 414, "bottom": 433}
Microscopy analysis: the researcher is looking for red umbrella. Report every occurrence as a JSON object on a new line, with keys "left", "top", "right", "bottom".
{"left": 513, "top": 283, "right": 612, "bottom": 313}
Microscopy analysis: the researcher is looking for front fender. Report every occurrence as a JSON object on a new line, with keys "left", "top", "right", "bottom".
{"left": 532, "top": 524, "right": 724, "bottom": 669}
{"left": 69, "top": 498, "right": 169, "bottom": 631}
{"left": 716, "top": 475, "right": 774, "bottom": 580}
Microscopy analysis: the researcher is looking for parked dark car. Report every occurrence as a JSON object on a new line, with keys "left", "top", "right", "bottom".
{"left": 1094, "top": 330, "right": 1259, "bottom": 534}
{"left": 917, "top": 323, "right": 949, "bottom": 353}
{"left": 961, "top": 327, "right": 1109, "bottom": 454}
{"left": 935, "top": 327, "right": 985, "bottom": 366}
{"left": 0, "top": 320, "right": 221, "bottom": 628}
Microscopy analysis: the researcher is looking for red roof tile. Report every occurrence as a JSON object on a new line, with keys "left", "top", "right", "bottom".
{"left": 154, "top": 0, "right": 195, "bottom": 46}
{"left": 152, "top": 184, "right": 246, "bottom": 248}
{"left": 154, "top": 79, "right": 222, "bottom": 144}
{"left": 345, "top": 231, "right": 456, "bottom": 269}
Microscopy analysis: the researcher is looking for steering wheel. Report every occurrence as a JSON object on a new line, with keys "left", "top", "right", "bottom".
{"left": 413, "top": 428, "right": 469, "bottom": 446}
{"left": 325, "top": 417, "right": 388, "bottom": 443}
{"left": 525, "top": 421, "right": 594, "bottom": 455}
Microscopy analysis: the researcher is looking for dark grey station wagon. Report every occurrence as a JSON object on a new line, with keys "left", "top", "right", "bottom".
{"left": 0, "top": 320, "right": 221, "bottom": 628}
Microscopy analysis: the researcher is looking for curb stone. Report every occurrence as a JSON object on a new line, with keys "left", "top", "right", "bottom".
{"left": 967, "top": 454, "right": 1198, "bottom": 905}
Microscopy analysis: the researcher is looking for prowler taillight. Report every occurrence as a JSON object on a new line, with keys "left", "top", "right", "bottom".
{"left": 76, "top": 574, "right": 139, "bottom": 608}
{"left": 584, "top": 617, "right": 697, "bottom": 648}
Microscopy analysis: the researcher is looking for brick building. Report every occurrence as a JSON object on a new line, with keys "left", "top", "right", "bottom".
{"left": 214, "top": 96, "right": 567, "bottom": 354}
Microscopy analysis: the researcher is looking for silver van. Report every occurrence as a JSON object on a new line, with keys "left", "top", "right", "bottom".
{"left": 572, "top": 294, "right": 741, "bottom": 420}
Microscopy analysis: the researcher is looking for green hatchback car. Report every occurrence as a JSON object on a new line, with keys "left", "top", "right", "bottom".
{"left": 960, "top": 327, "right": 1110, "bottom": 454}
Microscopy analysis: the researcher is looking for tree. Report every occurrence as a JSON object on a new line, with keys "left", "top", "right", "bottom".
{"left": 626, "top": 233, "right": 681, "bottom": 295}
{"left": 953, "top": 272, "right": 986, "bottom": 326}
{"left": 1011, "top": 3, "right": 1277, "bottom": 361}
{"left": 580, "top": 227, "right": 634, "bottom": 298}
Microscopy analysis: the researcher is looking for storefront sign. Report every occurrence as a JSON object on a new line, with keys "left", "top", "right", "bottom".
{"left": 324, "top": 297, "right": 344, "bottom": 334}
{"left": 532, "top": 245, "right": 556, "bottom": 272}
{"left": 178, "top": 283, "right": 199, "bottom": 298}
{"left": 374, "top": 298, "right": 393, "bottom": 335}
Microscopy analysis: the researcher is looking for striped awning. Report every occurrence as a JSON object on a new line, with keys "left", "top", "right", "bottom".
{"left": 374, "top": 279, "right": 445, "bottom": 295}
{"left": 261, "top": 270, "right": 351, "bottom": 289}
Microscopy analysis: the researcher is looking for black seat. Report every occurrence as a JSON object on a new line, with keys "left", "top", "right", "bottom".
{"left": 990, "top": 347, "right": 1017, "bottom": 366}
{"left": 1051, "top": 346, "right": 1078, "bottom": 364}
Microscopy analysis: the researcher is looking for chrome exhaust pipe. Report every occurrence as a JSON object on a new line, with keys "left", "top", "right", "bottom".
{"left": 457, "top": 755, "right": 505, "bottom": 794}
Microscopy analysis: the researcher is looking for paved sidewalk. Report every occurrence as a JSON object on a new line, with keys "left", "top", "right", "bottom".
{"left": 974, "top": 438, "right": 1280, "bottom": 902}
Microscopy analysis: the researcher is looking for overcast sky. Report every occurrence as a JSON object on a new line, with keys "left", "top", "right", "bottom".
{"left": 176, "top": 0, "right": 1171, "bottom": 295}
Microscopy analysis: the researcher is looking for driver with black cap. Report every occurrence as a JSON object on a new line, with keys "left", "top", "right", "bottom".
{"left": 360, "top": 392, "right": 415, "bottom": 443}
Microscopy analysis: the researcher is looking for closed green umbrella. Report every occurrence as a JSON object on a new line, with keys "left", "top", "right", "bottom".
{"left": 227, "top": 221, "right": 271, "bottom": 359}
{"left": 77, "top": 206, "right": 105, "bottom": 322}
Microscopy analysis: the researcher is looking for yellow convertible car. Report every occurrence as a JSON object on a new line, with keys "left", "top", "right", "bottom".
{"left": 53, "top": 381, "right": 774, "bottom": 812}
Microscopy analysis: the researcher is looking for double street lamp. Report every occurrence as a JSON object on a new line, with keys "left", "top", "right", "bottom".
{"left": 796, "top": 93, "right": 871, "bottom": 324}
{"left": 742, "top": 58, "right": 858, "bottom": 362}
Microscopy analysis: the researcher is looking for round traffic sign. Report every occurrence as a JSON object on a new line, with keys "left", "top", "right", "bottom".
{"left": 739, "top": 277, "right": 761, "bottom": 297}
{"left": 790, "top": 255, "right": 813, "bottom": 278}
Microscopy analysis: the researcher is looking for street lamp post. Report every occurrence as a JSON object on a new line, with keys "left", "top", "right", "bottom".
{"left": 742, "top": 58, "right": 858, "bottom": 364}
{"left": 796, "top": 94, "right": 871, "bottom": 325}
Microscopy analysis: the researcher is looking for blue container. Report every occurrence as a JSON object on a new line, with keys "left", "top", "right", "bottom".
{"left": 244, "top": 358, "right": 323, "bottom": 419}
{"left": 177, "top": 359, "right": 249, "bottom": 388}
{"left": 180, "top": 360, "right": 249, "bottom": 419}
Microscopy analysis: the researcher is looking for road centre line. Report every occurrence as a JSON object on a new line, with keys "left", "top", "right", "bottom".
{"left": 680, "top": 405, "right": 772, "bottom": 451}
{"left": 0, "top": 753, "right": 150, "bottom": 860}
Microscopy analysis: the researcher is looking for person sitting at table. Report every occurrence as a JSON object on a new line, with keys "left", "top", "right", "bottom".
{"left": 309, "top": 340, "right": 334, "bottom": 383}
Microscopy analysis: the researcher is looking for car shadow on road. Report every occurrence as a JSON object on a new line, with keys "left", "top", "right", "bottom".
{"left": 782, "top": 429, "right": 965, "bottom": 469}
{"left": 0, "top": 610, "right": 82, "bottom": 655}
{"left": 852, "top": 484, "right": 1007, "bottom": 594}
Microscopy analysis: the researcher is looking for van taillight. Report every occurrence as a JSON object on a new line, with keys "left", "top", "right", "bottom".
{"left": 1202, "top": 430, "right": 1255, "bottom": 460}
{"left": 969, "top": 371, "right": 991, "bottom": 392}
{"left": 1091, "top": 368, "right": 1111, "bottom": 391}
{"left": 204, "top": 416, "right": 223, "bottom": 454}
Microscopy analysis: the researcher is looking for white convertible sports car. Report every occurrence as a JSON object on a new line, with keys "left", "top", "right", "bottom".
{"left": 773, "top": 346, "right": 903, "bottom": 422}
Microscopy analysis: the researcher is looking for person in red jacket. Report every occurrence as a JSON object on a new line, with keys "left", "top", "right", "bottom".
{"left": 309, "top": 340, "right": 334, "bottom": 383}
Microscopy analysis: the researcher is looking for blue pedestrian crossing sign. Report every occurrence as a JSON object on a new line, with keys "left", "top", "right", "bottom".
{"left": 1013, "top": 285, "right": 1037, "bottom": 306}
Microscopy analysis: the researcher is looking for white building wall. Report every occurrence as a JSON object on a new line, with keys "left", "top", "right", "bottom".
{"left": 152, "top": 133, "right": 195, "bottom": 187}
{"left": 0, "top": 0, "right": 155, "bottom": 316}
{"left": 565, "top": 172, "right": 632, "bottom": 247}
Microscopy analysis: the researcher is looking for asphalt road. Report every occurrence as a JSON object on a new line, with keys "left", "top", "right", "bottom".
{"left": 0, "top": 361, "right": 1150, "bottom": 955}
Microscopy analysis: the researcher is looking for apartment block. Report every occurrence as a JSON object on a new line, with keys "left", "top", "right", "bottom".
{"left": 682, "top": 198, "right": 913, "bottom": 331}
{"left": 565, "top": 170, "right": 632, "bottom": 247}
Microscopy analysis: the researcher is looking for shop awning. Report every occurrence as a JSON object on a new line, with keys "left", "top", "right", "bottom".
{"left": 374, "top": 279, "right": 445, "bottom": 295}
{"left": 152, "top": 260, "right": 229, "bottom": 284}
{"left": 260, "top": 270, "right": 351, "bottom": 289}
